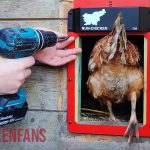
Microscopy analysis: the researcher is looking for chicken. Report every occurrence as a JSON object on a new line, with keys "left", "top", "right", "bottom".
{"left": 87, "top": 13, "right": 144, "bottom": 143}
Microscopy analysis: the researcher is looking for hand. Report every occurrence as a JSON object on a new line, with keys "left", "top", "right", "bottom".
{"left": 33, "top": 30, "right": 82, "bottom": 66}
{"left": 0, "top": 56, "right": 35, "bottom": 95}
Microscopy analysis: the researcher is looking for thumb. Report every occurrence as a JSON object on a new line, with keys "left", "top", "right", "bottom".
{"left": 56, "top": 36, "right": 75, "bottom": 49}
{"left": 14, "top": 56, "right": 35, "bottom": 69}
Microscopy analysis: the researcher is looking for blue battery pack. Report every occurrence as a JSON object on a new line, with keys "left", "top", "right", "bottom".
{"left": 0, "top": 89, "right": 26, "bottom": 113}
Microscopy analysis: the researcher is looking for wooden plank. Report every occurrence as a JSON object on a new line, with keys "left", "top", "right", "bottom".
{"left": 61, "top": 0, "right": 73, "bottom": 2}
{"left": 0, "top": 0, "right": 59, "bottom": 18}
{"left": 0, "top": 20, "right": 68, "bottom": 34}
{"left": 59, "top": 1, "right": 73, "bottom": 18}
{"left": 0, "top": 20, "right": 66, "bottom": 31}
{"left": 59, "top": 20, "right": 68, "bottom": 33}
{"left": 23, "top": 66, "right": 67, "bottom": 111}
{"left": 57, "top": 67, "right": 67, "bottom": 111}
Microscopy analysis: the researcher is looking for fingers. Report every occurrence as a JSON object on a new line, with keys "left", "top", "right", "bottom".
{"left": 56, "top": 36, "right": 75, "bottom": 49}
{"left": 0, "top": 57, "right": 34, "bottom": 95}
{"left": 56, "top": 48, "right": 82, "bottom": 57}
{"left": 24, "top": 69, "right": 32, "bottom": 78}
{"left": 48, "top": 55, "right": 77, "bottom": 66}
{"left": 10, "top": 69, "right": 31, "bottom": 94}
{"left": 20, "top": 79, "right": 26, "bottom": 85}
{"left": 17, "top": 68, "right": 32, "bottom": 81}
{"left": 18, "top": 69, "right": 31, "bottom": 84}
{"left": 16, "top": 56, "right": 35, "bottom": 69}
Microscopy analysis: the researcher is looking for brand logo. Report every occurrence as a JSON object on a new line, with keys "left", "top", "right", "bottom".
{"left": 82, "top": 9, "right": 106, "bottom": 26}
{"left": 0, "top": 128, "right": 46, "bottom": 142}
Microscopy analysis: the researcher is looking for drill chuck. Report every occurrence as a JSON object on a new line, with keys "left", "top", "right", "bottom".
{"left": 35, "top": 29, "right": 57, "bottom": 50}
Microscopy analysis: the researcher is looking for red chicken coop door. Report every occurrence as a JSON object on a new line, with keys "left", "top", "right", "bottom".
{"left": 67, "top": 0, "right": 150, "bottom": 137}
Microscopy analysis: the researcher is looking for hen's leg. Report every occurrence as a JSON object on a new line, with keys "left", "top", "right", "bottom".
{"left": 107, "top": 101, "right": 119, "bottom": 122}
{"left": 124, "top": 92, "right": 139, "bottom": 144}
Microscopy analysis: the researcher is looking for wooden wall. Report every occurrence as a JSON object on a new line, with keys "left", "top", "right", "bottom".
{"left": 0, "top": 0, "right": 150, "bottom": 149}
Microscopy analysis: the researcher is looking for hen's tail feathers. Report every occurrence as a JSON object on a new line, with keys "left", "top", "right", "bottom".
{"left": 88, "top": 13, "right": 141, "bottom": 72}
{"left": 108, "top": 13, "right": 127, "bottom": 61}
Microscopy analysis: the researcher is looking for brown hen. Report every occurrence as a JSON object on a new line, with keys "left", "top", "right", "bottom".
{"left": 87, "top": 13, "right": 144, "bottom": 143}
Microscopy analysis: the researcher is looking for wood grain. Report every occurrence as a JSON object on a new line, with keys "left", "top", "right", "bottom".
{"left": 0, "top": 20, "right": 66, "bottom": 31}
{"left": 23, "top": 66, "right": 67, "bottom": 111}
{"left": 0, "top": 0, "right": 59, "bottom": 18}
{"left": 59, "top": 1, "right": 73, "bottom": 18}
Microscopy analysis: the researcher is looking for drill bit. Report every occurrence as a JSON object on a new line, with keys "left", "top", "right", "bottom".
{"left": 57, "top": 36, "right": 70, "bottom": 42}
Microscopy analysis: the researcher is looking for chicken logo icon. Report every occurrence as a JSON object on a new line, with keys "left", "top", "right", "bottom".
{"left": 83, "top": 9, "right": 106, "bottom": 26}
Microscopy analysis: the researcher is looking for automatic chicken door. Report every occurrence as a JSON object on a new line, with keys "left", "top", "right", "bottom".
{"left": 67, "top": 0, "right": 150, "bottom": 137}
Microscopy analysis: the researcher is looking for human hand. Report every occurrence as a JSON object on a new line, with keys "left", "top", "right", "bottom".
{"left": 0, "top": 56, "right": 35, "bottom": 95}
{"left": 33, "top": 30, "right": 82, "bottom": 66}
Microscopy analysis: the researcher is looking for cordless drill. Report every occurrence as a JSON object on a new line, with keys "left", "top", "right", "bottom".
{"left": 0, "top": 28, "right": 68, "bottom": 125}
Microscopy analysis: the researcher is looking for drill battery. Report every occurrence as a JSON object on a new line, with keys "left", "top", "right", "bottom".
{"left": 0, "top": 89, "right": 28, "bottom": 126}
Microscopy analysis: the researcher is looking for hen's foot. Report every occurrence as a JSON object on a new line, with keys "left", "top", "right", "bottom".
{"left": 109, "top": 114, "right": 120, "bottom": 122}
{"left": 124, "top": 117, "right": 139, "bottom": 144}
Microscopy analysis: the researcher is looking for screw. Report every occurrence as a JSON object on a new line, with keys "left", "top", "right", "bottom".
{"left": 69, "top": 77, "right": 72, "bottom": 81}
{"left": 68, "top": 121, "right": 72, "bottom": 124}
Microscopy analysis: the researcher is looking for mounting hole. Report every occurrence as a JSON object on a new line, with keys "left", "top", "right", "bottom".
{"left": 68, "top": 121, "right": 72, "bottom": 124}
{"left": 109, "top": 0, "right": 113, "bottom": 7}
